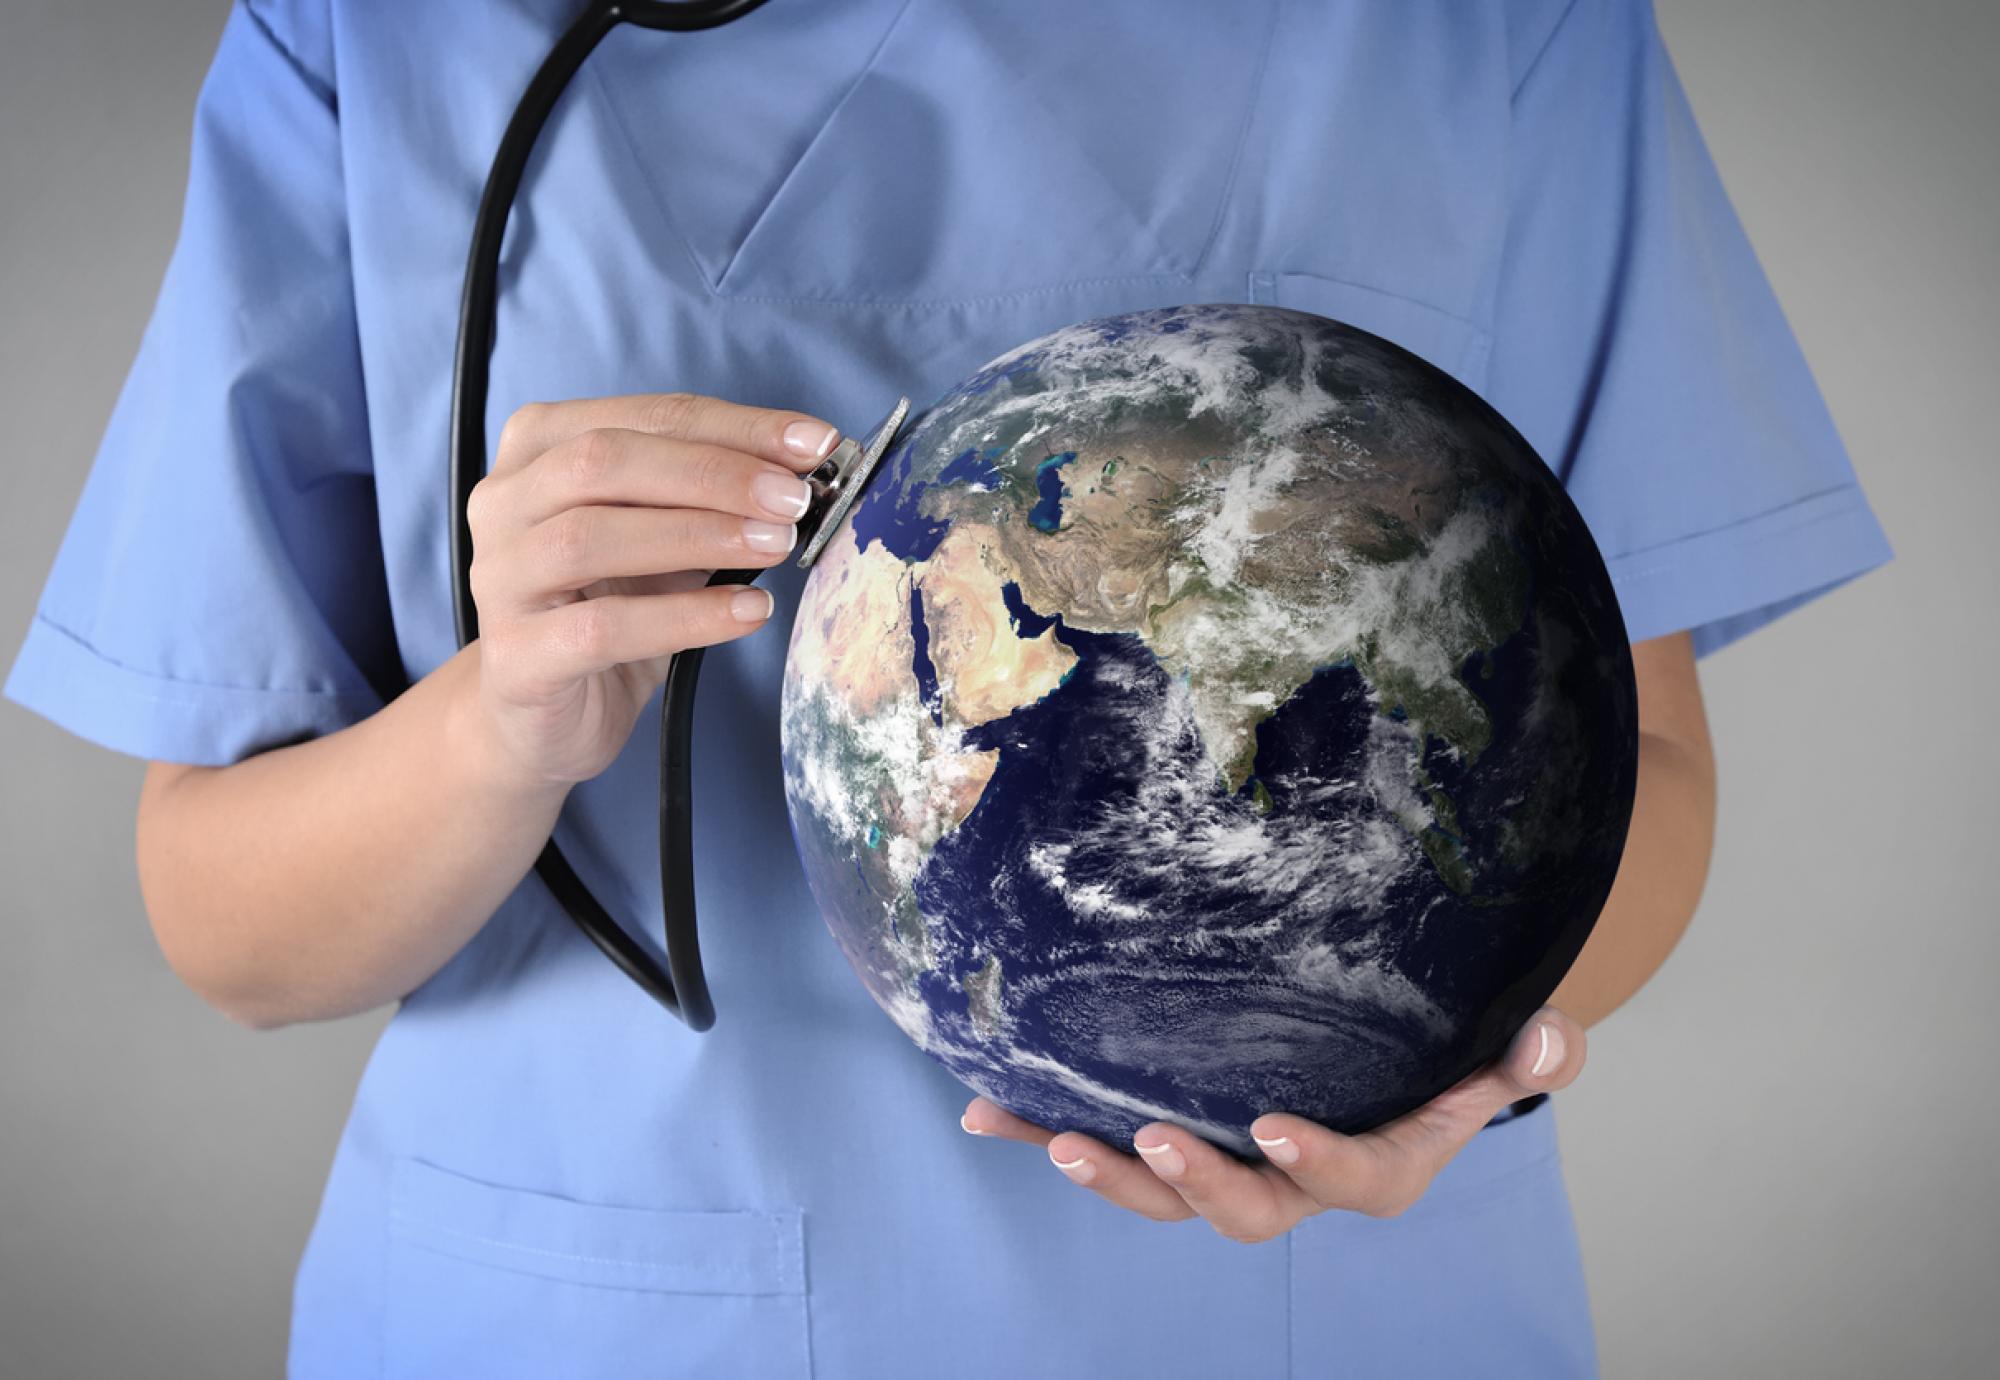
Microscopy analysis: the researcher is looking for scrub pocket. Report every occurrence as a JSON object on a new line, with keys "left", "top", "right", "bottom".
{"left": 383, "top": 1158, "right": 810, "bottom": 1380}
{"left": 1286, "top": 1100, "right": 1599, "bottom": 1379}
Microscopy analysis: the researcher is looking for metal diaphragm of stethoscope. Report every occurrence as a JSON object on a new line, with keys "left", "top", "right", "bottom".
{"left": 448, "top": 0, "right": 909, "bottom": 1029}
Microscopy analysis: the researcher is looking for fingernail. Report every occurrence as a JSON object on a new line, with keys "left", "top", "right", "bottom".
{"left": 730, "top": 587, "right": 774, "bottom": 623}
{"left": 959, "top": 1113, "right": 989, "bottom": 1137}
{"left": 1134, "top": 1135, "right": 1186, "bottom": 1180}
{"left": 1253, "top": 1134, "right": 1300, "bottom": 1167}
{"left": 740, "top": 518, "right": 797, "bottom": 554}
{"left": 1530, "top": 1021, "right": 1565, "bottom": 1079}
{"left": 783, "top": 420, "right": 840, "bottom": 462}
{"left": 752, "top": 469, "right": 813, "bottom": 521}
{"left": 1049, "top": 1148, "right": 1096, "bottom": 1184}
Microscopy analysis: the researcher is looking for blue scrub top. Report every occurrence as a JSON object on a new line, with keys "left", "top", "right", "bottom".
{"left": 8, "top": 1, "right": 1893, "bottom": 1376}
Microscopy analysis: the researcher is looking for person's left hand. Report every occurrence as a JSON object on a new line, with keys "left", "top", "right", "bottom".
{"left": 959, "top": 1006, "right": 1585, "bottom": 1243}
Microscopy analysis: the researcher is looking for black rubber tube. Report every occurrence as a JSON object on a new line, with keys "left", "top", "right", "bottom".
{"left": 448, "top": 0, "right": 773, "bottom": 1028}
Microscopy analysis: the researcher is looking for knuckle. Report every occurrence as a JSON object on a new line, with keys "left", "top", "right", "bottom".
{"left": 642, "top": 391, "right": 703, "bottom": 437}
{"left": 693, "top": 589, "right": 745, "bottom": 642}
{"left": 1211, "top": 1201, "right": 1285, "bottom": 1243}
{"left": 635, "top": 509, "right": 699, "bottom": 574}
{"left": 686, "top": 443, "right": 735, "bottom": 498}
{"left": 564, "top": 428, "right": 620, "bottom": 491}
{"left": 706, "top": 513, "right": 752, "bottom": 566}
{"left": 467, "top": 556, "right": 498, "bottom": 611}
{"left": 497, "top": 401, "right": 551, "bottom": 461}
{"left": 464, "top": 475, "right": 503, "bottom": 536}
{"left": 544, "top": 507, "right": 596, "bottom": 578}
{"left": 560, "top": 600, "right": 616, "bottom": 661}
{"left": 656, "top": 597, "right": 703, "bottom": 654}
{"left": 751, "top": 411, "right": 792, "bottom": 456}
{"left": 477, "top": 622, "right": 519, "bottom": 678}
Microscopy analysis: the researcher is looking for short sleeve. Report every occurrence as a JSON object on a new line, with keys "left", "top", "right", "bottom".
{"left": 1484, "top": 0, "right": 1894, "bottom": 659}
{"left": 3, "top": 0, "right": 396, "bottom": 765}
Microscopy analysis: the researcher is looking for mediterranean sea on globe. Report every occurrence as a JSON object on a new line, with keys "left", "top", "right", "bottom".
{"left": 779, "top": 303, "right": 1638, "bottom": 1158}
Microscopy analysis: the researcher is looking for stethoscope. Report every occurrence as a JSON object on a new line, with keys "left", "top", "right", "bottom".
{"left": 450, "top": 0, "right": 911, "bottom": 1029}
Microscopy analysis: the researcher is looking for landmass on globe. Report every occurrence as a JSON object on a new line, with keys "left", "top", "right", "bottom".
{"left": 780, "top": 304, "right": 1637, "bottom": 1155}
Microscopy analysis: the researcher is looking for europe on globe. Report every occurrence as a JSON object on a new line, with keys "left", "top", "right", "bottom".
{"left": 780, "top": 303, "right": 1638, "bottom": 1157}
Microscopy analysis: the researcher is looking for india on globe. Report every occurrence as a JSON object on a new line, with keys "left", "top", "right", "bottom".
{"left": 779, "top": 303, "right": 1639, "bottom": 1157}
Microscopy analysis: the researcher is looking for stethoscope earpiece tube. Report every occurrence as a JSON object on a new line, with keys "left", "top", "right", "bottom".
{"left": 449, "top": 0, "right": 773, "bottom": 1029}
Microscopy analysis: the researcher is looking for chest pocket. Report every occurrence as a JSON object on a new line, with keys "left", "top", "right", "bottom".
{"left": 587, "top": 0, "right": 1278, "bottom": 305}
{"left": 384, "top": 1158, "right": 811, "bottom": 1379}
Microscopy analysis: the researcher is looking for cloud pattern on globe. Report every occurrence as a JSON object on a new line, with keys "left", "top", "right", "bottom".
{"left": 780, "top": 304, "right": 1638, "bottom": 1157}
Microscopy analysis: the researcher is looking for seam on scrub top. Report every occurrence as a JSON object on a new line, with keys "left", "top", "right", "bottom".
{"left": 1511, "top": 0, "right": 1587, "bottom": 104}
{"left": 717, "top": 269, "right": 1202, "bottom": 310}
{"left": 1607, "top": 483, "right": 1866, "bottom": 585}
{"left": 585, "top": 61, "right": 721, "bottom": 295}
{"left": 1186, "top": 0, "right": 1279, "bottom": 280}
{"left": 26, "top": 611, "right": 380, "bottom": 703}
{"left": 387, "top": 1208, "right": 769, "bottom": 1279}
{"left": 240, "top": 0, "right": 336, "bottom": 110}
{"left": 712, "top": 0, "right": 920, "bottom": 296}
{"left": 395, "top": 1236, "right": 768, "bottom": 1301}
{"left": 1285, "top": 1229, "right": 1294, "bottom": 1380}
{"left": 794, "top": 1210, "right": 815, "bottom": 1377}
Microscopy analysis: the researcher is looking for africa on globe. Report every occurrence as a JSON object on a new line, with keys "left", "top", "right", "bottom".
{"left": 779, "top": 303, "right": 1638, "bottom": 1156}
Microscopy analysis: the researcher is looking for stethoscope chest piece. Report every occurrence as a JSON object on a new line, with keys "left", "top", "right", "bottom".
{"left": 797, "top": 396, "right": 912, "bottom": 570}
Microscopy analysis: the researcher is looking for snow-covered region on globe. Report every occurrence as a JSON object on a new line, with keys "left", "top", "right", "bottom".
{"left": 780, "top": 304, "right": 1638, "bottom": 1156}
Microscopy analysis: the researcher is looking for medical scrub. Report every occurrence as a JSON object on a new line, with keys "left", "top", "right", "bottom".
{"left": 6, "top": 0, "right": 1894, "bottom": 1374}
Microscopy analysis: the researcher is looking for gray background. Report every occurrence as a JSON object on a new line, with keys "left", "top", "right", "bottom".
{"left": 1, "top": 1, "right": 1992, "bottom": 1375}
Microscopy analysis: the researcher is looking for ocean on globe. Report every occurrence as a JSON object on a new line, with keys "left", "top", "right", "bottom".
{"left": 779, "top": 303, "right": 1638, "bottom": 1157}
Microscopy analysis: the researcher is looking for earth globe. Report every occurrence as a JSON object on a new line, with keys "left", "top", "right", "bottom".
{"left": 779, "top": 303, "right": 1639, "bottom": 1158}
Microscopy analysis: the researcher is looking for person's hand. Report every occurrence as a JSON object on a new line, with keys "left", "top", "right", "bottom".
{"left": 960, "top": 1006, "right": 1586, "bottom": 1242}
{"left": 466, "top": 392, "right": 841, "bottom": 786}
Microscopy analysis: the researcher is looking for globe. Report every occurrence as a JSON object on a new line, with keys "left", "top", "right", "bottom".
{"left": 780, "top": 303, "right": 1638, "bottom": 1158}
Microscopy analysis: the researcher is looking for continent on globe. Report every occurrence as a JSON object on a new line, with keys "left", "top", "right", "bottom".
{"left": 780, "top": 303, "right": 1638, "bottom": 1157}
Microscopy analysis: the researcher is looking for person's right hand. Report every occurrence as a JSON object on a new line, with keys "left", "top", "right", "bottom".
{"left": 465, "top": 392, "right": 842, "bottom": 787}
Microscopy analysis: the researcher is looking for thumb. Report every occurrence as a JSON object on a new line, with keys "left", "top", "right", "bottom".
{"left": 1370, "top": 1006, "right": 1589, "bottom": 1167}
{"left": 1496, "top": 1005, "right": 1588, "bottom": 1098}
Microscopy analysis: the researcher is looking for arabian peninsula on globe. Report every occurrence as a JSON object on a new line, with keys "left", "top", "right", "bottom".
{"left": 780, "top": 304, "right": 1638, "bottom": 1156}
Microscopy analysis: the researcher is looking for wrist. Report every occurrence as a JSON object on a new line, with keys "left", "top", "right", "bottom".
{"left": 439, "top": 643, "right": 574, "bottom": 814}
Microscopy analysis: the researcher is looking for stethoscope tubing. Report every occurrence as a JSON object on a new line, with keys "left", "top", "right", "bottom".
{"left": 448, "top": 0, "right": 776, "bottom": 1029}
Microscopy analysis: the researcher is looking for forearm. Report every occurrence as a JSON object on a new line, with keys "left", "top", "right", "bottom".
{"left": 1550, "top": 725, "right": 1718, "bottom": 1027}
{"left": 135, "top": 643, "right": 567, "bottom": 1028}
